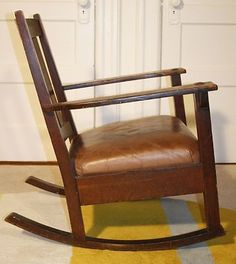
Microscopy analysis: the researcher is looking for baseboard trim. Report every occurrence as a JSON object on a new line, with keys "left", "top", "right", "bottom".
{"left": 0, "top": 161, "right": 234, "bottom": 166}
{"left": 216, "top": 163, "right": 236, "bottom": 165}
{"left": 0, "top": 161, "right": 58, "bottom": 166}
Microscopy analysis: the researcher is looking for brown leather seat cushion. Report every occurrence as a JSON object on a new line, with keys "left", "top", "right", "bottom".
{"left": 70, "top": 115, "right": 200, "bottom": 176}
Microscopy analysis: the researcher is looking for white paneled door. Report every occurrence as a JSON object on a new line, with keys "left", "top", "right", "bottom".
{"left": 162, "top": 0, "right": 236, "bottom": 163}
{"left": 0, "top": 0, "right": 162, "bottom": 161}
{"left": 0, "top": 0, "right": 95, "bottom": 161}
{"left": 95, "top": 0, "right": 162, "bottom": 126}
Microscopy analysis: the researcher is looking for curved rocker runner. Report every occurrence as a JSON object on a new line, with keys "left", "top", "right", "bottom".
{"left": 5, "top": 212, "right": 224, "bottom": 251}
{"left": 26, "top": 176, "right": 65, "bottom": 195}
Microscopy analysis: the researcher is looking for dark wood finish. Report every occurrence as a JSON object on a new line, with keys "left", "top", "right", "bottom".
{"left": 63, "top": 68, "right": 187, "bottom": 90}
{"left": 194, "top": 92, "right": 222, "bottom": 231}
{"left": 6, "top": 10, "right": 224, "bottom": 251}
{"left": 44, "top": 82, "right": 217, "bottom": 112}
{"left": 26, "top": 176, "right": 65, "bottom": 195}
{"left": 78, "top": 165, "right": 204, "bottom": 205}
{"left": 0, "top": 161, "right": 57, "bottom": 165}
{"left": 14, "top": 10, "right": 86, "bottom": 241}
{"left": 5, "top": 213, "right": 224, "bottom": 251}
{"left": 171, "top": 74, "right": 187, "bottom": 124}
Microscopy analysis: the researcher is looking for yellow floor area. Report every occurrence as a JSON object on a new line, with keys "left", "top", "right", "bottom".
{"left": 0, "top": 165, "right": 235, "bottom": 263}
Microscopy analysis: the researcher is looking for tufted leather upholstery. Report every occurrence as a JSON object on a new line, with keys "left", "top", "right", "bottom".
{"left": 70, "top": 116, "right": 199, "bottom": 176}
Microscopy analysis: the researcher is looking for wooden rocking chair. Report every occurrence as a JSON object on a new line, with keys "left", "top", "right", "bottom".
{"left": 5, "top": 10, "right": 224, "bottom": 250}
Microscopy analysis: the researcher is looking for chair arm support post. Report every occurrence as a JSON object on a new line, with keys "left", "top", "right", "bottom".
{"left": 194, "top": 91, "right": 221, "bottom": 230}
{"left": 171, "top": 74, "right": 187, "bottom": 124}
{"left": 194, "top": 91, "right": 215, "bottom": 164}
{"left": 63, "top": 68, "right": 186, "bottom": 90}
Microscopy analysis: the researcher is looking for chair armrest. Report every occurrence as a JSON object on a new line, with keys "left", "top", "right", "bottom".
{"left": 62, "top": 68, "right": 186, "bottom": 90}
{"left": 44, "top": 82, "right": 217, "bottom": 112}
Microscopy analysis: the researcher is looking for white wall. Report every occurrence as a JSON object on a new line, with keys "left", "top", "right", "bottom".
{"left": 161, "top": 0, "right": 236, "bottom": 162}
{"left": 95, "top": 0, "right": 162, "bottom": 126}
{"left": 0, "top": 0, "right": 162, "bottom": 161}
{"left": 0, "top": 0, "right": 95, "bottom": 161}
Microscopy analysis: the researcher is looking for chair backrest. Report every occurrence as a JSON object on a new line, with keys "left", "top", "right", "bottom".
{"left": 15, "top": 10, "right": 82, "bottom": 177}
{"left": 15, "top": 11, "right": 77, "bottom": 144}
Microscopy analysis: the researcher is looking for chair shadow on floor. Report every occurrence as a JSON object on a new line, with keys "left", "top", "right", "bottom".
{"left": 86, "top": 196, "right": 236, "bottom": 248}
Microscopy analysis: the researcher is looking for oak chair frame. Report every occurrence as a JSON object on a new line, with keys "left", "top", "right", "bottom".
{"left": 5, "top": 10, "right": 224, "bottom": 251}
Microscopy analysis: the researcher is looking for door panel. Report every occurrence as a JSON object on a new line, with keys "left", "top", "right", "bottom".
{"left": 0, "top": 0, "right": 95, "bottom": 161}
{"left": 162, "top": 0, "right": 236, "bottom": 162}
{"left": 0, "top": 0, "right": 162, "bottom": 161}
{"left": 95, "top": 0, "right": 162, "bottom": 126}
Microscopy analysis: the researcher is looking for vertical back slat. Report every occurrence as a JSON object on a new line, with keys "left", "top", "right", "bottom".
{"left": 32, "top": 36, "right": 66, "bottom": 128}
{"left": 26, "top": 19, "right": 42, "bottom": 37}
{"left": 22, "top": 15, "right": 77, "bottom": 140}
{"left": 34, "top": 14, "right": 77, "bottom": 137}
